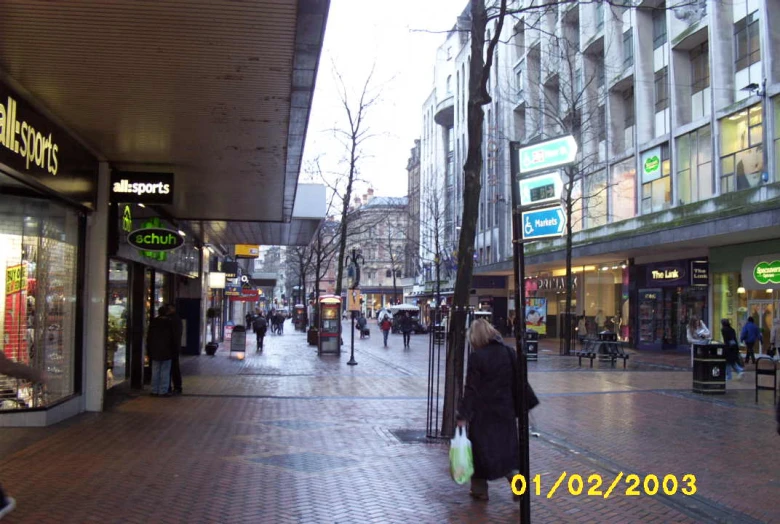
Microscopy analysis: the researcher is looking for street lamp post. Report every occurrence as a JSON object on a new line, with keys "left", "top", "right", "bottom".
{"left": 347, "top": 248, "right": 364, "bottom": 366}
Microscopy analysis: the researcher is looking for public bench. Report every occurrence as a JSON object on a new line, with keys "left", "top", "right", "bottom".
{"left": 574, "top": 338, "right": 629, "bottom": 369}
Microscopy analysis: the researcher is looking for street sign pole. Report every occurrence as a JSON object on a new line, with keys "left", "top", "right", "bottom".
{"left": 509, "top": 142, "right": 530, "bottom": 524}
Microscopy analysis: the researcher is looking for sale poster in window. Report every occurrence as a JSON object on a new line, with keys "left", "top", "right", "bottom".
{"left": 525, "top": 297, "right": 547, "bottom": 335}
{"left": 4, "top": 263, "right": 28, "bottom": 363}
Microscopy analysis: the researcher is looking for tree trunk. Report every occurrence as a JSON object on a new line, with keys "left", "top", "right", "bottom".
{"left": 441, "top": 0, "right": 490, "bottom": 438}
{"left": 564, "top": 166, "right": 575, "bottom": 355}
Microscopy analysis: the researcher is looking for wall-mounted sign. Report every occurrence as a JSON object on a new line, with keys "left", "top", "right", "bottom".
{"left": 0, "top": 81, "right": 98, "bottom": 208}
{"left": 536, "top": 275, "right": 578, "bottom": 291}
{"left": 521, "top": 206, "right": 566, "bottom": 240}
{"left": 235, "top": 244, "right": 260, "bottom": 258}
{"left": 645, "top": 261, "right": 685, "bottom": 287}
{"left": 221, "top": 261, "right": 238, "bottom": 279}
{"left": 127, "top": 228, "right": 184, "bottom": 252}
{"left": 741, "top": 254, "right": 780, "bottom": 290}
{"left": 640, "top": 146, "right": 662, "bottom": 183}
{"left": 110, "top": 171, "right": 174, "bottom": 204}
{"left": 518, "top": 171, "right": 563, "bottom": 206}
{"left": 690, "top": 260, "right": 709, "bottom": 286}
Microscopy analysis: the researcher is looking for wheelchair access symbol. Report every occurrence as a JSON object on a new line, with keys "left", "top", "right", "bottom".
{"left": 521, "top": 206, "right": 566, "bottom": 240}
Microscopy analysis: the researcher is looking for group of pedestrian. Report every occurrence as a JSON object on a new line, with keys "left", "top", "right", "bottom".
{"left": 377, "top": 312, "right": 413, "bottom": 348}
{"left": 147, "top": 304, "right": 184, "bottom": 397}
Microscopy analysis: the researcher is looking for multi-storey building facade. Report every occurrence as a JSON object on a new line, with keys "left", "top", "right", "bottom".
{"left": 406, "top": 140, "right": 422, "bottom": 281}
{"left": 341, "top": 193, "right": 409, "bottom": 317}
{"left": 420, "top": 0, "right": 780, "bottom": 350}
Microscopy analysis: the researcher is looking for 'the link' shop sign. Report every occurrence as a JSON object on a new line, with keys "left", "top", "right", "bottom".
{"left": 110, "top": 171, "right": 174, "bottom": 204}
{"left": 127, "top": 228, "right": 184, "bottom": 252}
{"left": 0, "top": 81, "right": 98, "bottom": 207}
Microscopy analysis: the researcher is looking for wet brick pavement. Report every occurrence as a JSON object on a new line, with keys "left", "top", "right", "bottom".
{"left": 0, "top": 318, "right": 778, "bottom": 523}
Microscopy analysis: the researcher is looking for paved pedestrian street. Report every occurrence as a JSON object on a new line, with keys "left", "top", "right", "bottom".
{"left": 1, "top": 319, "right": 778, "bottom": 523}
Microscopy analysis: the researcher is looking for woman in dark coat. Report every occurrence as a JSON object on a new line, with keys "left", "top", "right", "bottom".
{"left": 457, "top": 319, "right": 532, "bottom": 500}
{"left": 720, "top": 319, "right": 744, "bottom": 380}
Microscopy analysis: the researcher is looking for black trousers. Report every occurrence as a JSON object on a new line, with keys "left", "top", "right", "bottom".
{"left": 170, "top": 354, "right": 182, "bottom": 391}
{"left": 745, "top": 341, "right": 756, "bottom": 363}
{"left": 256, "top": 332, "right": 265, "bottom": 349}
{"left": 402, "top": 332, "right": 411, "bottom": 346}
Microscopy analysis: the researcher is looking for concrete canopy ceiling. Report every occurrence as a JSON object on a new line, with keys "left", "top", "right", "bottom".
{"left": 0, "top": 0, "right": 329, "bottom": 244}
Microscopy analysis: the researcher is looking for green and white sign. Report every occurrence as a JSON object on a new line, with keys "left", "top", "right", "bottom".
{"left": 641, "top": 146, "right": 662, "bottom": 182}
{"left": 741, "top": 254, "right": 780, "bottom": 289}
{"left": 518, "top": 136, "right": 577, "bottom": 174}
{"left": 518, "top": 171, "right": 563, "bottom": 205}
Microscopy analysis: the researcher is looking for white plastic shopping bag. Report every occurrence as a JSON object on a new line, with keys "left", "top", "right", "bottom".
{"left": 449, "top": 426, "right": 474, "bottom": 484}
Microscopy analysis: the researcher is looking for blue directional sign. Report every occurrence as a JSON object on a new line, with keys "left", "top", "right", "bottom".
{"left": 521, "top": 206, "right": 566, "bottom": 240}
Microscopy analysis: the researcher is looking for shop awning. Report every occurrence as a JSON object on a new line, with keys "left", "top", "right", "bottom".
{"left": 0, "top": 0, "right": 329, "bottom": 246}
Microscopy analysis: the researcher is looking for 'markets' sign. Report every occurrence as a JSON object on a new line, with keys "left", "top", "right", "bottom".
{"left": 110, "top": 171, "right": 174, "bottom": 204}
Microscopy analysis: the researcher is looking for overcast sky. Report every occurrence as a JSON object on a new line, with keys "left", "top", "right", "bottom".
{"left": 302, "top": 0, "right": 467, "bottom": 202}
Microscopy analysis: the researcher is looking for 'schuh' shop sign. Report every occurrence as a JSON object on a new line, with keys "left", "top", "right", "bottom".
{"left": 0, "top": 80, "right": 98, "bottom": 208}
{"left": 127, "top": 228, "right": 184, "bottom": 252}
{"left": 742, "top": 254, "right": 780, "bottom": 290}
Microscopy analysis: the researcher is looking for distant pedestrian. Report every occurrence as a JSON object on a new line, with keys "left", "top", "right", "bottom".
{"left": 253, "top": 313, "right": 268, "bottom": 351}
{"left": 246, "top": 311, "right": 254, "bottom": 331}
{"left": 740, "top": 316, "right": 762, "bottom": 364}
{"left": 720, "top": 319, "right": 744, "bottom": 380}
{"left": 356, "top": 314, "right": 368, "bottom": 339}
{"left": 166, "top": 304, "right": 183, "bottom": 395}
{"left": 380, "top": 316, "right": 392, "bottom": 347}
{"left": 456, "top": 319, "right": 539, "bottom": 501}
{"left": 769, "top": 318, "right": 780, "bottom": 359}
{"left": 276, "top": 312, "right": 285, "bottom": 335}
{"left": 147, "top": 306, "right": 177, "bottom": 397}
{"left": 577, "top": 315, "right": 588, "bottom": 345}
{"left": 595, "top": 309, "right": 606, "bottom": 332}
{"left": 0, "top": 351, "right": 46, "bottom": 519}
{"left": 400, "top": 313, "right": 413, "bottom": 348}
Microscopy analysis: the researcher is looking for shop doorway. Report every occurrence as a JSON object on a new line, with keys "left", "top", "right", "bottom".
{"left": 746, "top": 300, "right": 775, "bottom": 354}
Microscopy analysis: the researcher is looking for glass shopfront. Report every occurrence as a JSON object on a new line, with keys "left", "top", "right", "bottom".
{"left": 712, "top": 241, "right": 780, "bottom": 353}
{"left": 0, "top": 173, "right": 81, "bottom": 410}
{"left": 523, "top": 261, "right": 628, "bottom": 340}
{"left": 106, "top": 260, "right": 130, "bottom": 389}
{"left": 635, "top": 258, "right": 708, "bottom": 350}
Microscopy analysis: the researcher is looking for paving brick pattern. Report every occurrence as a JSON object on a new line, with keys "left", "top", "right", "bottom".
{"left": 0, "top": 319, "right": 776, "bottom": 523}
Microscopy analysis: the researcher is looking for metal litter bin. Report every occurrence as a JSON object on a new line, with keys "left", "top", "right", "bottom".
{"left": 692, "top": 343, "right": 726, "bottom": 394}
{"left": 230, "top": 325, "right": 247, "bottom": 355}
{"left": 525, "top": 329, "right": 539, "bottom": 361}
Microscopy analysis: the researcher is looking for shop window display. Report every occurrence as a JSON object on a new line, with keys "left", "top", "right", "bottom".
{"left": 106, "top": 260, "right": 129, "bottom": 389}
{"left": 0, "top": 190, "right": 79, "bottom": 410}
{"left": 714, "top": 272, "right": 776, "bottom": 347}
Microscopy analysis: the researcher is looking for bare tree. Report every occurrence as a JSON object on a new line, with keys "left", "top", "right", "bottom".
{"left": 419, "top": 184, "right": 449, "bottom": 313}
{"left": 442, "top": 0, "right": 509, "bottom": 438}
{"left": 286, "top": 246, "right": 314, "bottom": 318}
{"left": 330, "top": 69, "right": 380, "bottom": 303}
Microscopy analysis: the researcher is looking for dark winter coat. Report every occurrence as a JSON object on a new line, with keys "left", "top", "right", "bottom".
{"left": 721, "top": 325, "right": 739, "bottom": 364}
{"left": 253, "top": 317, "right": 268, "bottom": 335}
{"left": 457, "top": 341, "right": 521, "bottom": 480}
{"left": 399, "top": 315, "right": 413, "bottom": 334}
{"left": 147, "top": 316, "right": 176, "bottom": 361}
{"left": 169, "top": 312, "right": 183, "bottom": 355}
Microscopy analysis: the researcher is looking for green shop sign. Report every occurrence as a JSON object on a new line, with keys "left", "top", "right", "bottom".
{"left": 643, "top": 156, "right": 660, "bottom": 174}
{"left": 127, "top": 227, "right": 184, "bottom": 252}
{"left": 753, "top": 260, "right": 780, "bottom": 285}
{"left": 640, "top": 146, "right": 663, "bottom": 183}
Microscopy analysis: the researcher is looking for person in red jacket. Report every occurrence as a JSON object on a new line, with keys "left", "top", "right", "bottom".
{"left": 380, "top": 317, "right": 392, "bottom": 347}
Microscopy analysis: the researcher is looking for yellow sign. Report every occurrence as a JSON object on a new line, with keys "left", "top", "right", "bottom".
{"left": 0, "top": 96, "right": 60, "bottom": 175}
{"left": 347, "top": 289, "right": 362, "bottom": 312}
{"left": 6, "top": 264, "right": 27, "bottom": 295}
{"left": 235, "top": 244, "right": 260, "bottom": 258}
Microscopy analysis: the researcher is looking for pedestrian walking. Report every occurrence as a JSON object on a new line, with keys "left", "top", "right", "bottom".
{"left": 166, "top": 304, "right": 183, "bottom": 395}
{"left": 577, "top": 315, "right": 588, "bottom": 346}
{"left": 740, "top": 316, "right": 762, "bottom": 364}
{"left": 400, "top": 312, "right": 413, "bottom": 348}
{"left": 720, "top": 319, "right": 744, "bottom": 380}
{"left": 276, "top": 312, "right": 285, "bottom": 335}
{"left": 380, "top": 316, "right": 392, "bottom": 347}
{"left": 147, "top": 306, "right": 176, "bottom": 397}
{"left": 769, "top": 318, "right": 780, "bottom": 359}
{"left": 253, "top": 313, "right": 268, "bottom": 352}
{"left": 0, "top": 351, "right": 46, "bottom": 519}
{"left": 356, "top": 314, "right": 368, "bottom": 339}
{"left": 456, "top": 319, "right": 539, "bottom": 501}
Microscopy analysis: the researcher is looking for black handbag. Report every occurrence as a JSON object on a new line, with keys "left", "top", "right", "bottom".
{"left": 505, "top": 345, "right": 540, "bottom": 415}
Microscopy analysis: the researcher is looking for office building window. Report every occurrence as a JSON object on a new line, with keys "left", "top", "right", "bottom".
{"left": 595, "top": 1, "right": 604, "bottom": 31}
{"left": 623, "top": 29, "right": 633, "bottom": 69}
{"left": 597, "top": 105, "right": 606, "bottom": 143}
{"left": 641, "top": 143, "right": 671, "bottom": 214}
{"left": 775, "top": 98, "right": 780, "bottom": 183}
{"left": 691, "top": 43, "right": 709, "bottom": 94}
{"left": 610, "top": 158, "right": 636, "bottom": 222}
{"left": 676, "top": 125, "right": 713, "bottom": 205}
{"left": 654, "top": 67, "right": 669, "bottom": 112}
{"left": 624, "top": 87, "right": 635, "bottom": 128}
{"left": 735, "top": 11, "right": 760, "bottom": 71}
{"left": 585, "top": 170, "right": 607, "bottom": 229}
{"left": 652, "top": 7, "right": 667, "bottom": 49}
{"left": 720, "top": 104, "right": 763, "bottom": 192}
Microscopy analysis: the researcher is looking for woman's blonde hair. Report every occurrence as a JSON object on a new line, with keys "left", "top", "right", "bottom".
{"left": 468, "top": 318, "right": 501, "bottom": 349}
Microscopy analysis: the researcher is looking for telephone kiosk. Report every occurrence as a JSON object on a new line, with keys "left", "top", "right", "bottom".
{"left": 317, "top": 295, "right": 342, "bottom": 355}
